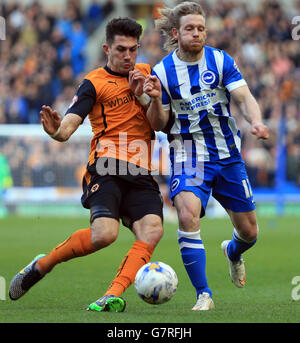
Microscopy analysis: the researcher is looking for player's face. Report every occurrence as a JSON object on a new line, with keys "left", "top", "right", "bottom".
{"left": 104, "top": 35, "right": 139, "bottom": 75}
{"left": 174, "top": 14, "right": 206, "bottom": 56}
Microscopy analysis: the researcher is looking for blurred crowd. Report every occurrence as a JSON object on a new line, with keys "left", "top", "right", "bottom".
{"left": 0, "top": 0, "right": 114, "bottom": 124}
{"left": 0, "top": 0, "right": 299, "bottom": 189}
{"left": 0, "top": 137, "right": 88, "bottom": 187}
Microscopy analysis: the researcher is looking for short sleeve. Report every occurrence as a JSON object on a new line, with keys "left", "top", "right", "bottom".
{"left": 65, "top": 79, "right": 96, "bottom": 121}
{"left": 222, "top": 51, "right": 247, "bottom": 92}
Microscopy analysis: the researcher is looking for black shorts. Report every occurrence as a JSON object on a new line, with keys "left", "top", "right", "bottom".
{"left": 81, "top": 160, "right": 163, "bottom": 228}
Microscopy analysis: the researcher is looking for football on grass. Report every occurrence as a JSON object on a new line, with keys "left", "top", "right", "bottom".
{"left": 134, "top": 261, "right": 178, "bottom": 304}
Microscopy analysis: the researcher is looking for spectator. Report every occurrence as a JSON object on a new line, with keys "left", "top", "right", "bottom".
{"left": 86, "top": 0, "right": 103, "bottom": 34}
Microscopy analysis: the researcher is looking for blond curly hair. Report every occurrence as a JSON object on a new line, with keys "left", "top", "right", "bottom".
{"left": 155, "top": 1, "right": 206, "bottom": 52}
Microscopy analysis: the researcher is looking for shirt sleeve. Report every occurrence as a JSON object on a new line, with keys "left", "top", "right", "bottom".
{"left": 65, "top": 79, "right": 96, "bottom": 121}
{"left": 222, "top": 51, "right": 247, "bottom": 92}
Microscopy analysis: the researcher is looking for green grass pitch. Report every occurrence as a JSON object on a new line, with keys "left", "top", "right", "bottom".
{"left": 0, "top": 215, "right": 299, "bottom": 323}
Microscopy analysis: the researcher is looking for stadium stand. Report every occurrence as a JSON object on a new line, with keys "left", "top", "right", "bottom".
{"left": 0, "top": 0, "right": 299, "bottom": 216}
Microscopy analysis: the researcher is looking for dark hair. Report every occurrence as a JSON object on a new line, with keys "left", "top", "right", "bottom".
{"left": 106, "top": 17, "right": 143, "bottom": 45}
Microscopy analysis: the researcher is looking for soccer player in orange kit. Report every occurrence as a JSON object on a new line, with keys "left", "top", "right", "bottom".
{"left": 9, "top": 17, "right": 164, "bottom": 312}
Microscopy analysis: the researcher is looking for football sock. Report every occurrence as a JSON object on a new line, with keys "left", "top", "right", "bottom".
{"left": 226, "top": 228, "right": 257, "bottom": 262}
{"left": 104, "top": 240, "right": 155, "bottom": 297}
{"left": 36, "top": 228, "right": 97, "bottom": 274}
{"left": 178, "top": 229, "right": 212, "bottom": 298}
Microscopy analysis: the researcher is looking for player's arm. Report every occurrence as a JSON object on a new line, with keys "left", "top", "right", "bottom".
{"left": 222, "top": 51, "right": 268, "bottom": 140}
{"left": 230, "top": 85, "right": 269, "bottom": 140}
{"left": 143, "top": 75, "right": 169, "bottom": 131}
{"left": 40, "top": 79, "right": 96, "bottom": 141}
{"left": 40, "top": 106, "right": 82, "bottom": 142}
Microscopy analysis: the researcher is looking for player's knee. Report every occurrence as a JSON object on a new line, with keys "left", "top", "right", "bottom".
{"left": 178, "top": 207, "right": 200, "bottom": 231}
{"left": 91, "top": 219, "right": 118, "bottom": 249}
{"left": 248, "top": 223, "right": 259, "bottom": 242}
{"left": 92, "top": 229, "right": 118, "bottom": 249}
{"left": 239, "top": 219, "right": 258, "bottom": 242}
{"left": 148, "top": 220, "right": 164, "bottom": 246}
{"left": 133, "top": 216, "right": 163, "bottom": 247}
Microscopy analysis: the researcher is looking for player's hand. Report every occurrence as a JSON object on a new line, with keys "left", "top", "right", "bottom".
{"left": 40, "top": 105, "right": 61, "bottom": 136}
{"left": 129, "top": 70, "right": 145, "bottom": 96}
{"left": 251, "top": 122, "right": 269, "bottom": 140}
{"left": 143, "top": 75, "right": 161, "bottom": 99}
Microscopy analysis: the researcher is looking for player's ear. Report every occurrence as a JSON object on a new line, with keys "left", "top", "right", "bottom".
{"left": 171, "top": 27, "right": 178, "bottom": 40}
{"left": 102, "top": 43, "right": 110, "bottom": 55}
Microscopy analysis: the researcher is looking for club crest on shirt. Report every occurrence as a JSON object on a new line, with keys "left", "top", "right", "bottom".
{"left": 200, "top": 70, "right": 216, "bottom": 85}
{"left": 91, "top": 183, "right": 99, "bottom": 192}
{"left": 171, "top": 178, "right": 180, "bottom": 192}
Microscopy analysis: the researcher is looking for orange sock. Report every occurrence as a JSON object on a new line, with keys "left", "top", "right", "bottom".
{"left": 36, "top": 228, "right": 97, "bottom": 274}
{"left": 104, "top": 240, "right": 155, "bottom": 297}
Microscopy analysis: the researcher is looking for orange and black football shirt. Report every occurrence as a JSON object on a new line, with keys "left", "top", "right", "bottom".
{"left": 66, "top": 63, "right": 154, "bottom": 171}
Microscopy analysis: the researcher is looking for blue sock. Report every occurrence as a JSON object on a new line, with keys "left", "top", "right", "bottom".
{"left": 227, "top": 228, "right": 257, "bottom": 262}
{"left": 178, "top": 229, "right": 212, "bottom": 298}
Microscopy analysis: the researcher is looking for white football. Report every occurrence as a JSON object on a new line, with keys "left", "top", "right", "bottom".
{"left": 134, "top": 261, "right": 178, "bottom": 304}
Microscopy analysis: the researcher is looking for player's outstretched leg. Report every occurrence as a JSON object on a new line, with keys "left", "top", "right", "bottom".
{"left": 9, "top": 254, "right": 46, "bottom": 300}
{"left": 87, "top": 295, "right": 126, "bottom": 312}
{"left": 10, "top": 228, "right": 98, "bottom": 300}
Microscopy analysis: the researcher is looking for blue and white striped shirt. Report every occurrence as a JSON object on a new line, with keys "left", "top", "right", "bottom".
{"left": 152, "top": 45, "right": 247, "bottom": 164}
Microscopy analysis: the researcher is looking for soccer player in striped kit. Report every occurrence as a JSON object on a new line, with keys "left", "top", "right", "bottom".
{"left": 144, "top": 1, "right": 269, "bottom": 310}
